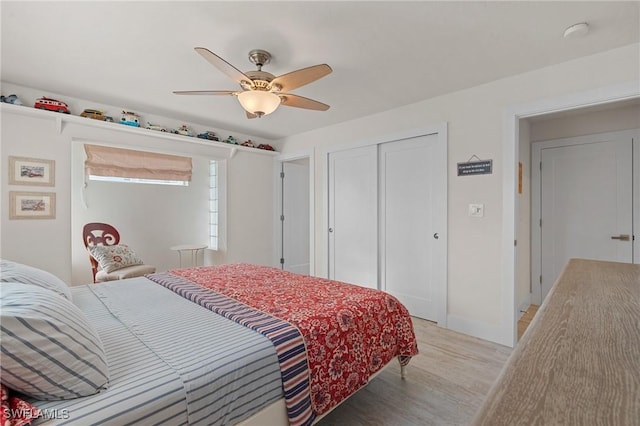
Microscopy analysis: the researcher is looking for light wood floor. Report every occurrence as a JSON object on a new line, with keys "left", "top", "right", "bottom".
{"left": 317, "top": 317, "right": 512, "bottom": 425}
{"left": 517, "top": 304, "right": 540, "bottom": 340}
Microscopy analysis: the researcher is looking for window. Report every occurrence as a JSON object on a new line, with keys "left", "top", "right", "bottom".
{"left": 209, "top": 161, "right": 218, "bottom": 250}
{"left": 88, "top": 176, "right": 188, "bottom": 186}
{"left": 84, "top": 144, "right": 192, "bottom": 184}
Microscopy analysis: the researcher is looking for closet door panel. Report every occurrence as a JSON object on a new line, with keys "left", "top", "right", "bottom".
{"left": 328, "top": 145, "right": 378, "bottom": 289}
{"left": 380, "top": 135, "right": 439, "bottom": 321}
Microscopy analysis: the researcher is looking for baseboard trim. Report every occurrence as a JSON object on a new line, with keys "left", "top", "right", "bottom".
{"left": 446, "top": 314, "right": 514, "bottom": 347}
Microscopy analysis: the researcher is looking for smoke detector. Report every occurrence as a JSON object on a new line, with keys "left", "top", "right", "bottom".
{"left": 563, "top": 22, "right": 589, "bottom": 38}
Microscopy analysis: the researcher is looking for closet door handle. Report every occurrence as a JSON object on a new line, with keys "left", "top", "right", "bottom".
{"left": 611, "top": 234, "right": 630, "bottom": 241}
{"left": 433, "top": 233, "right": 439, "bottom": 239}
{"left": 329, "top": 228, "right": 334, "bottom": 233}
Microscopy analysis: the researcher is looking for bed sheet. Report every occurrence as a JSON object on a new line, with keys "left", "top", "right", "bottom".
{"left": 31, "top": 278, "right": 282, "bottom": 425}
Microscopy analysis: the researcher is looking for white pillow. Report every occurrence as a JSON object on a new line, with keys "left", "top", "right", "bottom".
{"left": 0, "top": 283, "right": 110, "bottom": 400}
{"left": 0, "top": 259, "right": 72, "bottom": 300}
{"left": 89, "top": 244, "right": 144, "bottom": 273}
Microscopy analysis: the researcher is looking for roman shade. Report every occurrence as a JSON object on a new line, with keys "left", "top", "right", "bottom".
{"left": 84, "top": 144, "right": 192, "bottom": 182}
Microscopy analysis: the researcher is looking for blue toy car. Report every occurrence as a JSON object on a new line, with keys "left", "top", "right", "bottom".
{"left": 120, "top": 110, "right": 141, "bottom": 127}
{"left": 1, "top": 94, "right": 22, "bottom": 105}
{"left": 197, "top": 131, "right": 219, "bottom": 141}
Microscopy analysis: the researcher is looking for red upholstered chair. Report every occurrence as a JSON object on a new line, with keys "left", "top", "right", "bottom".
{"left": 82, "top": 222, "right": 156, "bottom": 283}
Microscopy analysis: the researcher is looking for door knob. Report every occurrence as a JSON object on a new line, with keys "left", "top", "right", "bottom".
{"left": 433, "top": 233, "right": 439, "bottom": 239}
{"left": 611, "top": 234, "right": 630, "bottom": 241}
{"left": 329, "top": 228, "right": 334, "bottom": 233}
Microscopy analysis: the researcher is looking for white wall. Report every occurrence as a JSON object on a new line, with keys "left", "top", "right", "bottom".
{"left": 224, "top": 149, "right": 277, "bottom": 265}
{"left": 1, "top": 84, "right": 277, "bottom": 284}
{"left": 278, "top": 43, "right": 640, "bottom": 345}
{"left": 529, "top": 103, "right": 640, "bottom": 142}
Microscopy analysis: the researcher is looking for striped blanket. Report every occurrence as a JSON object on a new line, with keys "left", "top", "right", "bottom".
{"left": 148, "top": 263, "right": 419, "bottom": 425}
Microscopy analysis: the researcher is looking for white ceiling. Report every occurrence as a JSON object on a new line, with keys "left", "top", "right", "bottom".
{"left": 2, "top": 1, "right": 638, "bottom": 140}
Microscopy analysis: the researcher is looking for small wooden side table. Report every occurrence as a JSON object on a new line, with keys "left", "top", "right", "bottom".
{"left": 170, "top": 244, "right": 207, "bottom": 268}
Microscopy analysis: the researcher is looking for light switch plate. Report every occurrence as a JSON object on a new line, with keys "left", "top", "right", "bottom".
{"left": 469, "top": 203, "right": 484, "bottom": 217}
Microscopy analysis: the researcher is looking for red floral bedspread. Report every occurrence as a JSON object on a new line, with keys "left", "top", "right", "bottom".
{"left": 170, "top": 264, "right": 418, "bottom": 416}
{"left": 1, "top": 384, "right": 40, "bottom": 426}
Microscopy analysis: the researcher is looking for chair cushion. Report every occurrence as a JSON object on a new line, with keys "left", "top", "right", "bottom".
{"left": 0, "top": 258, "right": 72, "bottom": 301}
{"left": 96, "top": 264, "right": 156, "bottom": 281}
{"left": 88, "top": 244, "right": 144, "bottom": 273}
{"left": 0, "top": 283, "right": 110, "bottom": 400}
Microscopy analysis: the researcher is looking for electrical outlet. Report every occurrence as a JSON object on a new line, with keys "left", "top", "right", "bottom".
{"left": 469, "top": 203, "right": 484, "bottom": 217}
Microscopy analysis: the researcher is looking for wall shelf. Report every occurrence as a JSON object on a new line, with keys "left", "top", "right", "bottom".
{"left": 1, "top": 103, "right": 278, "bottom": 159}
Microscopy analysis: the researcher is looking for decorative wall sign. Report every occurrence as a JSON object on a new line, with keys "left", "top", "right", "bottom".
{"left": 518, "top": 162, "right": 523, "bottom": 194}
{"left": 9, "top": 191, "right": 56, "bottom": 219}
{"left": 457, "top": 155, "right": 493, "bottom": 176}
{"left": 9, "top": 156, "right": 55, "bottom": 186}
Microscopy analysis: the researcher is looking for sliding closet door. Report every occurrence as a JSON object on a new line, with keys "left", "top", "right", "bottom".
{"left": 328, "top": 131, "right": 447, "bottom": 323}
{"left": 328, "top": 145, "right": 378, "bottom": 289}
{"left": 380, "top": 134, "right": 440, "bottom": 321}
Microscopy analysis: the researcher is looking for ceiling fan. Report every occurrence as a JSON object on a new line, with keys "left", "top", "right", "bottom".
{"left": 174, "top": 47, "right": 332, "bottom": 118}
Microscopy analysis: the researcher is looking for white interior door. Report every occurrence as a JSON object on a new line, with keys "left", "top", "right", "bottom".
{"left": 539, "top": 133, "right": 634, "bottom": 301}
{"left": 380, "top": 135, "right": 441, "bottom": 321}
{"left": 281, "top": 159, "right": 310, "bottom": 275}
{"left": 328, "top": 145, "right": 378, "bottom": 288}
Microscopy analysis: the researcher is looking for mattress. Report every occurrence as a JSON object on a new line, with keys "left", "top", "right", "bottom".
{"left": 31, "top": 278, "right": 283, "bottom": 425}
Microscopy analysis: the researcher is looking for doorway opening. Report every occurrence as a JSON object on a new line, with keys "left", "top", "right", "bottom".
{"left": 506, "top": 87, "right": 640, "bottom": 346}
{"left": 276, "top": 155, "right": 313, "bottom": 276}
{"left": 530, "top": 128, "right": 638, "bottom": 304}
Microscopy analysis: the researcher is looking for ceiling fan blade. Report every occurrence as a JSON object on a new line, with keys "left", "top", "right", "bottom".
{"left": 173, "top": 90, "right": 237, "bottom": 96}
{"left": 271, "top": 64, "right": 332, "bottom": 92}
{"left": 194, "top": 47, "right": 252, "bottom": 86}
{"left": 279, "top": 93, "right": 330, "bottom": 111}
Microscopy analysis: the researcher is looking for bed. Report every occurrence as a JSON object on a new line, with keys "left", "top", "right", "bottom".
{"left": 1, "top": 261, "right": 418, "bottom": 425}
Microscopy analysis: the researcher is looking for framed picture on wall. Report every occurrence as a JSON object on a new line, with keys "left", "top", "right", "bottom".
{"left": 9, "top": 191, "right": 56, "bottom": 220}
{"left": 8, "top": 156, "right": 55, "bottom": 186}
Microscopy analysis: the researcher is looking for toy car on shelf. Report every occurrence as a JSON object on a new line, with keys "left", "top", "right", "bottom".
{"left": 224, "top": 136, "right": 238, "bottom": 145}
{"left": 146, "top": 122, "right": 168, "bottom": 132}
{"left": 1, "top": 94, "right": 22, "bottom": 105}
{"left": 80, "top": 109, "right": 113, "bottom": 122}
{"left": 257, "top": 143, "right": 275, "bottom": 151}
{"left": 197, "top": 131, "right": 219, "bottom": 141}
{"left": 120, "top": 111, "right": 141, "bottom": 127}
{"left": 171, "top": 125, "right": 194, "bottom": 137}
{"left": 34, "top": 97, "right": 70, "bottom": 114}
{"left": 241, "top": 139, "right": 255, "bottom": 147}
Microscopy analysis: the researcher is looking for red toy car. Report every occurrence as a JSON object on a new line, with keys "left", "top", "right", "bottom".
{"left": 34, "top": 97, "right": 70, "bottom": 114}
{"left": 257, "top": 143, "right": 275, "bottom": 151}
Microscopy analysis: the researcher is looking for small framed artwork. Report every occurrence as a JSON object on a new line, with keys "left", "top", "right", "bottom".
{"left": 8, "top": 156, "right": 55, "bottom": 186}
{"left": 9, "top": 191, "right": 56, "bottom": 220}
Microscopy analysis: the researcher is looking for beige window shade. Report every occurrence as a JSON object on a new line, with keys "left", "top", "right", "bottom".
{"left": 84, "top": 144, "right": 192, "bottom": 182}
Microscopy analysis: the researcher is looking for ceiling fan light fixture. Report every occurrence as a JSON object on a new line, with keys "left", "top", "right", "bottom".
{"left": 177, "top": 47, "right": 332, "bottom": 118}
{"left": 237, "top": 90, "right": 281, "bottom": 117}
